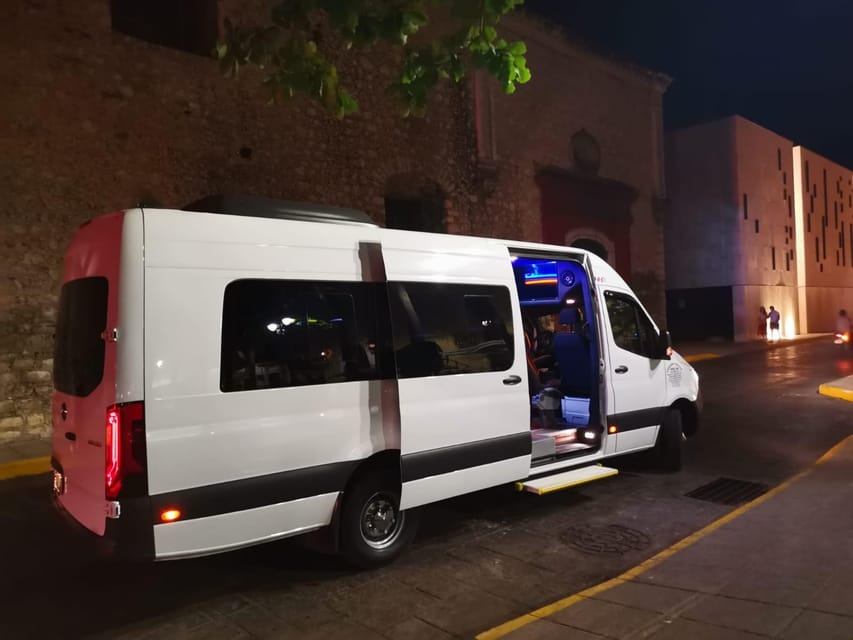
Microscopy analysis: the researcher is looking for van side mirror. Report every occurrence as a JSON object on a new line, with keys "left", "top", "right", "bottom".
{"left": 658, "top": 329, "right": 673, "bottom": 360}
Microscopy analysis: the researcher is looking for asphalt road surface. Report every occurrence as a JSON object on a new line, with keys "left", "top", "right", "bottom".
{"left": 2, "top": 339, "right": 851, "bottom": 639}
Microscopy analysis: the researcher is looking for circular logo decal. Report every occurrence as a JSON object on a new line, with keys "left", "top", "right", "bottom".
{"left": 561, "top": 271, "right": 575, "bottom": 287}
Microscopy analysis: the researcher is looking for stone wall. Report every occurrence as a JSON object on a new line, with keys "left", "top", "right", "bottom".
{"left": 0, "top": 0, "right": 478, "bottom": 442}
{"left": 0, "top": 1, "right": 669, "bottom": 442}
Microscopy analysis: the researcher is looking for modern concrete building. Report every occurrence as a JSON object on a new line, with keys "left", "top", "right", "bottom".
{"left": 665, "top": 116, "right": 853, "bottom": 341}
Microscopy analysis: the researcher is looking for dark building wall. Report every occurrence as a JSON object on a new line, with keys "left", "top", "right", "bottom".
{"left": 0, "top": 2, "right": 669, "bottom": 442}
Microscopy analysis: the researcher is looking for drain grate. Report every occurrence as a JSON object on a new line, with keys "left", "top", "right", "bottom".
{"left": 559, "top": 524, "right": 651, "bottom": 555}
{"left": 685, "top": 477, "right": 770, "bottom": 505}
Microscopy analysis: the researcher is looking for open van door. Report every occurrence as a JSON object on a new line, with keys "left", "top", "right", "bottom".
{"left": 379, "top": 231, "right": 531, "bottom": 510}
{"left": 51, "top": 214, "right": 123, "bottom": 536}
{"left": 595, "top": 281, "right": 668, "bottom": 453}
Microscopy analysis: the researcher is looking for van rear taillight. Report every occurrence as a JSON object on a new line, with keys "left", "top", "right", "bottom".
{"left": 105, "top": 402, "right": 147, "bottom": 500}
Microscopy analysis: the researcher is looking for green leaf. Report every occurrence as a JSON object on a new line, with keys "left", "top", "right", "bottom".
{"left": 219, "top": 0, "right": 531, "bottom": 118}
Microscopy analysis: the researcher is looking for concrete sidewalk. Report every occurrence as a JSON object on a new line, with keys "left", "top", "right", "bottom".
{"left": 479, "top": 435, "right": 853, "bottom": 640}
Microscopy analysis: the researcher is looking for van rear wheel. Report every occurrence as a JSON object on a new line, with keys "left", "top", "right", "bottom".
{"left": 339, "top": 469, "right": 418, "bottom": 568}
{"left": 655, "top": 409, "right": 683, "bottom": 472}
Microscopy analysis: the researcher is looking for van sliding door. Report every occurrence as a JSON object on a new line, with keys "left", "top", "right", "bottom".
{"left": 380, "top": 231, "right": 531, "bottom": 510}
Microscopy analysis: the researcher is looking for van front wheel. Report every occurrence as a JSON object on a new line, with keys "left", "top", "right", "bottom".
{"left": 655, "top": 409, "right": 683, "bottom": 472}
{"left": 339, "top": 469, "right": 418, "bottom": 568}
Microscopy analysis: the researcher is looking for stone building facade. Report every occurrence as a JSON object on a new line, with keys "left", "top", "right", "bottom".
{"left": 665, "top": 115, "right": 853, "bottom": 341}
{"left": 0, "top": 0, "right": 669, "bottom": 442}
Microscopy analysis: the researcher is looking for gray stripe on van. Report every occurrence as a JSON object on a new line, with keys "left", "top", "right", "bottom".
{"left": 401, "top": 432, "right": 532, "bottom": 483}
{"left": 149, "top": 460, "right": 360, "bottom": 524}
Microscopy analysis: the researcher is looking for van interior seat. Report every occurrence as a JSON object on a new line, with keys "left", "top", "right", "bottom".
{"left": 553, "top": 307, "right": 590, "bottom": 398}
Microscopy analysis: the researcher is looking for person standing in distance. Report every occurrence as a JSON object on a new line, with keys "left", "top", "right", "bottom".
{"left": 768, "top": 306, "right": 781, "bottom": 342}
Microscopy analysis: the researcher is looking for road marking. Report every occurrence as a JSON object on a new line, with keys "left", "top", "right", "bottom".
{"left": 683, "top": 353, "right": 720, "bottom": 363}
{"left": 0, "top": 456, "right": 51, "bottom": 481}
{"left": 818, "top": 382, "right": 853, "bottom": 403}
{"left": 476, "top": 434, "right": 853, "bottom": 640}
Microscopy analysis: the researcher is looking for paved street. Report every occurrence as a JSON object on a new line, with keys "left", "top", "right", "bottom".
{"left": 1, "top": 339, "right": 852, "bottom": 639}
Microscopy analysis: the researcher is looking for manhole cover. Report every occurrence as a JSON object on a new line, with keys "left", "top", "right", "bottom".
{"left": 685, "top": 477, "right": 770, "bottom": 505}
{"left": 559, "top": 524, "right": 651, "bottom": 555}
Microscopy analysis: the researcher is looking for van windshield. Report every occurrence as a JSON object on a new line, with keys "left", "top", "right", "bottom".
{"left": 53, "top": 277, "right": 108, "bottom": 397}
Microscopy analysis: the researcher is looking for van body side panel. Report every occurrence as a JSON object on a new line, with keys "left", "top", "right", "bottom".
{"left": 143, "top": 211, "right": 386, "bottom": 558}
{"left": 51, "top": 213, "right": 124, "bottom": 536}
{"left": 154, "top": 493, "right": 338, "bottom": 559}
{"left": 116, "top": 210, "right": 145, "bottom": 405}
{"left": 379, "top": 229, "right": 531, "bottom": 510}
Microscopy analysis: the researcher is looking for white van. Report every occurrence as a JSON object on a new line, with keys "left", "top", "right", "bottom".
{"left": 51, "top": 195, "right": 701, "bottom": 567}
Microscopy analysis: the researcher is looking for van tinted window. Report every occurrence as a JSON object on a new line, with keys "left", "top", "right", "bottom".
{"left": 54, "top": 277, "right": 109, "bottom": 397}
{"left": 605, "top": 291, "right": 658, "bottom": 358}
{"left": 220, "top": 280, "right": 393, "bottom": 392}
{"left": 389, "top": 283, "right": 514, "bottom": 378}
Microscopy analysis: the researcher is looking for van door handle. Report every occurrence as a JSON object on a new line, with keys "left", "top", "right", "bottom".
{"left": 614, "top": 366, "right": 629, "bottom": 374}
{"left": 64, "top": 431, "right": 76, "bottom": 442}
{"left": 503, "top": 375, "right": 522, "bottom": 386}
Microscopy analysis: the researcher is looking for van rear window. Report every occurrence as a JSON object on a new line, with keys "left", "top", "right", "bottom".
{"left": 54, "top": 277, "right": 108, "bottom": 397}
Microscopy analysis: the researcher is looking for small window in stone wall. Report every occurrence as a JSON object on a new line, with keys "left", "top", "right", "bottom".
{"left": 815, "top": 237, "right": 820, "bottom": 263}
{"left": 777, "top": 148, "right": 782, "bottom": 170}
{"left": 754, "top": 219, "right": 759, "bottom": 234}
{"left": 771, "top": 246, "right": 776, "bottom": 270}
{"left": 111, "top": 0, "right": 219, "bottom": 57}
{"left": 743, "top": 194, "right": 749, "bottom": 220}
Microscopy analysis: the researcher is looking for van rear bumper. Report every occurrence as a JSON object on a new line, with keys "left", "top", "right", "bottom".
{"left": 52, "top": 493, "right": 155, "bottom": 561}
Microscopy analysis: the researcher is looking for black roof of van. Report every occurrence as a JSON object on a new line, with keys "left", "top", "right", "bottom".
{"left": 181, "top": 194, "right": 377, "bottom": 226}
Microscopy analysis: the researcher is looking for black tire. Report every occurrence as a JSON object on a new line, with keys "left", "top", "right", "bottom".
{"left": 655, "top": 409, "right": 683, "bottom": 472}
{"left": 339, "top": 469, "right": 419, "bottom": 569}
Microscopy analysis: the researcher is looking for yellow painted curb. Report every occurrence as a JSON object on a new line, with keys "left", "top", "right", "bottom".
{"left": 683, "top": 353, "right": 720, "bottom": 363}
{"left": 818, "top": 383, "right": 853, "bottom": 402}
{"left": 476, "top": 434, "right": 853, "bottom": 640}
{"left": 0, "top": 456, "right": 51, "bottom": 481}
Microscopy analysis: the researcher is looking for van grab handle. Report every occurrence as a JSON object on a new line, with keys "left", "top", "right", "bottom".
{"left": 503, "top": 375, "right": 522, "bottom": 386}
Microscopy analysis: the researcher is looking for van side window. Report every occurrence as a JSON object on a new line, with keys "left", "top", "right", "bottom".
{"left": 389, "top": 282, "right": 514, "bottom": 378}
{"left": 220, "top": 280, "right": 393, "bottom": 392}
{"left": 604, "top": 291, "right": 658, "bottom": 358}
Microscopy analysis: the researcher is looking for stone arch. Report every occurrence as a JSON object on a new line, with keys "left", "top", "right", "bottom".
{"left": 565, "top": 228, "right": 616, "bottom": 267}
{"left": 384, "top": 173, "right": 447, "bottom": 233}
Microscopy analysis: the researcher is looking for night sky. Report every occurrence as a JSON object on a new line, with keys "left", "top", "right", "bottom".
{"left": 526, "top": 0, "right": 853, "bottom": 169}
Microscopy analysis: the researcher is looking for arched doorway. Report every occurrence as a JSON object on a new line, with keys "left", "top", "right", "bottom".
{"left": 384, "top": 174, "right": 447, "bottom": 233}
{"left": 571, "top": 238, "right": 608, "bottom": 261}
{"left": 537, "top": 166, "right": 636, "bottom": 277}
{"left": 565, "top": 228, "right": 617, "bottom": 268}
